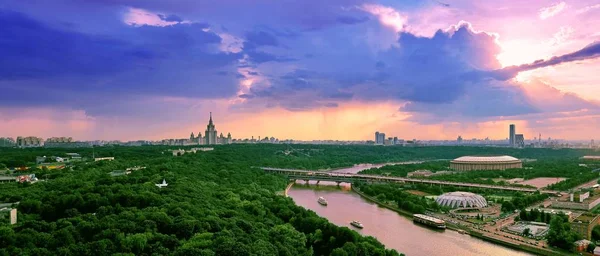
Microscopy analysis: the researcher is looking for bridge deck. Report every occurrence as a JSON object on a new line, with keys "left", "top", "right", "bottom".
{"left": 260, "top": 167, "right": 559, "bottom": 194}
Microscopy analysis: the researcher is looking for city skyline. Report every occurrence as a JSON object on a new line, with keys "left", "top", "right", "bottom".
{"left": 1, "top": 112, "right": 599, "bottom": 143}
{"left": 1, "top": 1, "right": 600, "bottom": 141}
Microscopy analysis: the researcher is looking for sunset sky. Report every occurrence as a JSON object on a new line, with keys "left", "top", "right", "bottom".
{"left": 1, "top": 0, "right": 599, "bottom": 141}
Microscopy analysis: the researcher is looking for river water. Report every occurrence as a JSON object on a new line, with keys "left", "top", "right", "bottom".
{"left": 287, "top": 163, "right": 534, "bottom": 256}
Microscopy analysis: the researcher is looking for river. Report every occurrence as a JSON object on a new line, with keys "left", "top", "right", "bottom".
{"left": 286, "top": 163, "right": 534, "bottom": 256}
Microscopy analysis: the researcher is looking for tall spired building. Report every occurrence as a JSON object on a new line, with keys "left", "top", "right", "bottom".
{"left": 187, "top": 113, "right": 231, "bottom": 145}
{"left": 205, "top": 112, "right": 218, "bottom": 145}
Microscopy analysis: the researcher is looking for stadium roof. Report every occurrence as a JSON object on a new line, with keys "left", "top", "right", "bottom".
{"left": 435, "top": 191, "right": 488, "bottom": 208}
{"left": 452, "top": 155, "right": 520, "bottom": 163}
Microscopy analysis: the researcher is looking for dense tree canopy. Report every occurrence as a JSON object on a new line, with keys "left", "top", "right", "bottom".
{"left": 546, "top": 214, "right": 580, "bottom": 250}
{"left": 353, "top": 183, "right": 438, "bottom": 214}
{"left": 0, "top": 144, "right": 597, "bottom": 255}
{"left": 0, "top": 145, "right": 404, "bottom": 255}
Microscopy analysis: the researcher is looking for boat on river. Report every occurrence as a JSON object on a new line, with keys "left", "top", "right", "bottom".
{"left": 413, "top": 214, "right": 446, "bottom": 229}
{"left": 350, "top": 220, "right": 364, "bottom": 229}
{"left": 318, "top": 197, "right": 328, "bottom": 206}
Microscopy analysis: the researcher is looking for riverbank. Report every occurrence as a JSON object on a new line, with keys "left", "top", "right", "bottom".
{"left": 468, "top": 231, "right": 571, "bottom": 256}
{"left": 319, "top": 159, "right": 448, "bottom": 173}
{"left": 351, "top": 186, "right": 414, "bottom": 218}
{"left": 283, "top": 181, "right": 295, "bottom": 197}
{"left": 351, "top": 185, "right": 570, "bottom": 256}
{"left": 351, "top": 186, "right": 469, "bottom": 231}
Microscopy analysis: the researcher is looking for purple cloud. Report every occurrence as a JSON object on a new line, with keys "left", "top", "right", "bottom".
{"left": 157, "top": 13, "right": 183, "bottom": 22}
{"left": 1, "top": 0, "right": 599, "bottom": 127}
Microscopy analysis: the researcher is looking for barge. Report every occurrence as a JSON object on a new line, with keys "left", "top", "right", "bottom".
{"left": 413, "top": 214, "right": 446, "bottom": 229}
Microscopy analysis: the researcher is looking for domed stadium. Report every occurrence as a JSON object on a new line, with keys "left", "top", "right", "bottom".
{"left": 450, "top": 155, "right": 522, "bottom": 171}
{"left": 435, "top": 192, "right": 488, "bottom": 208}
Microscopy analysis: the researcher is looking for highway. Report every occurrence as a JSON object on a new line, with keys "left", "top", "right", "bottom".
{"left": 261, "top": 167, "right": 561, "bottom": 194}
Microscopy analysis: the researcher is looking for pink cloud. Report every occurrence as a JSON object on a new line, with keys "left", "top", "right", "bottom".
{"left": 123, "top": 7, "right": 188, "bottom": 27}
{"left": 539, "top": 2, "right": 567, "bottom": 20}
{"left": 359, "top": 4, "right": 407, "bottom": 32}
{"left": 576, "top": 3, "right": 600, "bottom": 14}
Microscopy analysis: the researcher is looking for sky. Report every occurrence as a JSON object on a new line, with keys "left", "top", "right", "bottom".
{"left": 1, "top": 0, "right": 600, "bottom": 141}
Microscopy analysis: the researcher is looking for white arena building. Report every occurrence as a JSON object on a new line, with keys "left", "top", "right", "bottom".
{"left": 450, "top": 155, "right": 522, "bottom": 171}
{"left": 435, "top": 192, "right": 488, "bottom": 208}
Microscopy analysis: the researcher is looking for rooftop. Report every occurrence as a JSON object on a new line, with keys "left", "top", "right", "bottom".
{"left": 582, "top": 156, "right": 600, "bottom": 160}
{"left": 574, "top": 213, "right": 599, "bottom": 223}
{"left": 452, "top": 155, "right": 520, "bottom": 163}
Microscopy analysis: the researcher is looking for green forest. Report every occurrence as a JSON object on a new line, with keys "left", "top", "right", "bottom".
{"left": 359, "top": 157, "right": 600, "bottom": 191}
{"left": 353, "top": 183, "right": 440, "bottom": 214}
{"left": 0, "top": 145, "right": 404, "bottom": 256}
{"left": 0, "top": 144, "right": 598, "bottom": 255}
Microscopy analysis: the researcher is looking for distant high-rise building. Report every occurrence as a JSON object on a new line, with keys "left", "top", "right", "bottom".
{"left": 377, "top": 132, "right": 386, "bottom": 145}
{"left": 197, "top": 132, "right": 203, "bottom": 144}
{"left": 16, "top": 136, "right": 43, "bottom": 148}
{"left": 205, "top": 112, "right": 218, "bottom": 145}
{"left": 509, "top": 124, "right": 516, "bottom": 147}
{"left": 374, "top": 132, "right": 386, "bottom": 145}
{"left": 0, "top": 137, "right": 15, "bottom": 147}
{"left": 457, "top": 135, "right": 463, "bottom": 144}
{"left": 515, "top": 134, "right": 525, "bottom": 148}
{"left": 186, "top": 112, "right": 232, "bottom": 145}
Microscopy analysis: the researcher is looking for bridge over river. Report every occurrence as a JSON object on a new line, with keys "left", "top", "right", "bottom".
{"left": 261, "top": 167, "right": 561, "bottom": 194}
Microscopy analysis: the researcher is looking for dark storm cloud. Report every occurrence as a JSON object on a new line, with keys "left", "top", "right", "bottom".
{"left": 0, "top": 9, "right": 149, "bottom": 80}
{"left": 244, "top": 31, "right": 279, "bottom": 49}
{"left": 241, "top": 30, "right": 298, "bottom": 64}
{"left": 336, "top": 16, "right": 370, "bottom": 25}
{"left": 157, "top": 13, "right": 183, "bottom": 22}
{"left": 0, "top": 9, "right": 242, "bottom": 115}
{"left": 2, "top": 0, "right": 599, "bottom": 124}
{"left": 244, "top": 23, "right": 504, "bottom": 107}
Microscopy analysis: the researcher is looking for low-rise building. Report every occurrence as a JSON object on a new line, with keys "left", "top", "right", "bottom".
{"left": 407, "top": 170, "right": 433, "bottom": 178}
{"left": 190, "top": 147, "right": 214, "bottom": 152}
{"left": 109, "top": 170, "right": 131, "bottom": 177}
{"left": 172, "top": 149, "right": 186, "bottom": 156}
{"left": 94, "top": 157, "right": 115, "bottom": 162}
{"left": 552, "top": 191, "right": 600, "bottom": 210}
{"left": 36, "top": 156, "right": 47, "bottom": 164}
{"left": 574, "top": 239, "right": 592, "bottom": 252}
{"left": 570, "top": 213, "right": 600, "bottom": 240}
{"left": 593, "top": 246, "right": 600, "bottom": 256}
{"left": 0, "top": 208, "right": 17, "bottom": 225}
{"left": 582, "top": 156, "right": 600, "bottom": 160}
{"left": 126, "top": 166, "right": 146, "bottom": 171}
{"left": 0, "top": 176, "right": 16, "bottom": 183}
{"left": 65, "top": 153, "right": 82, "bottom": 161}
